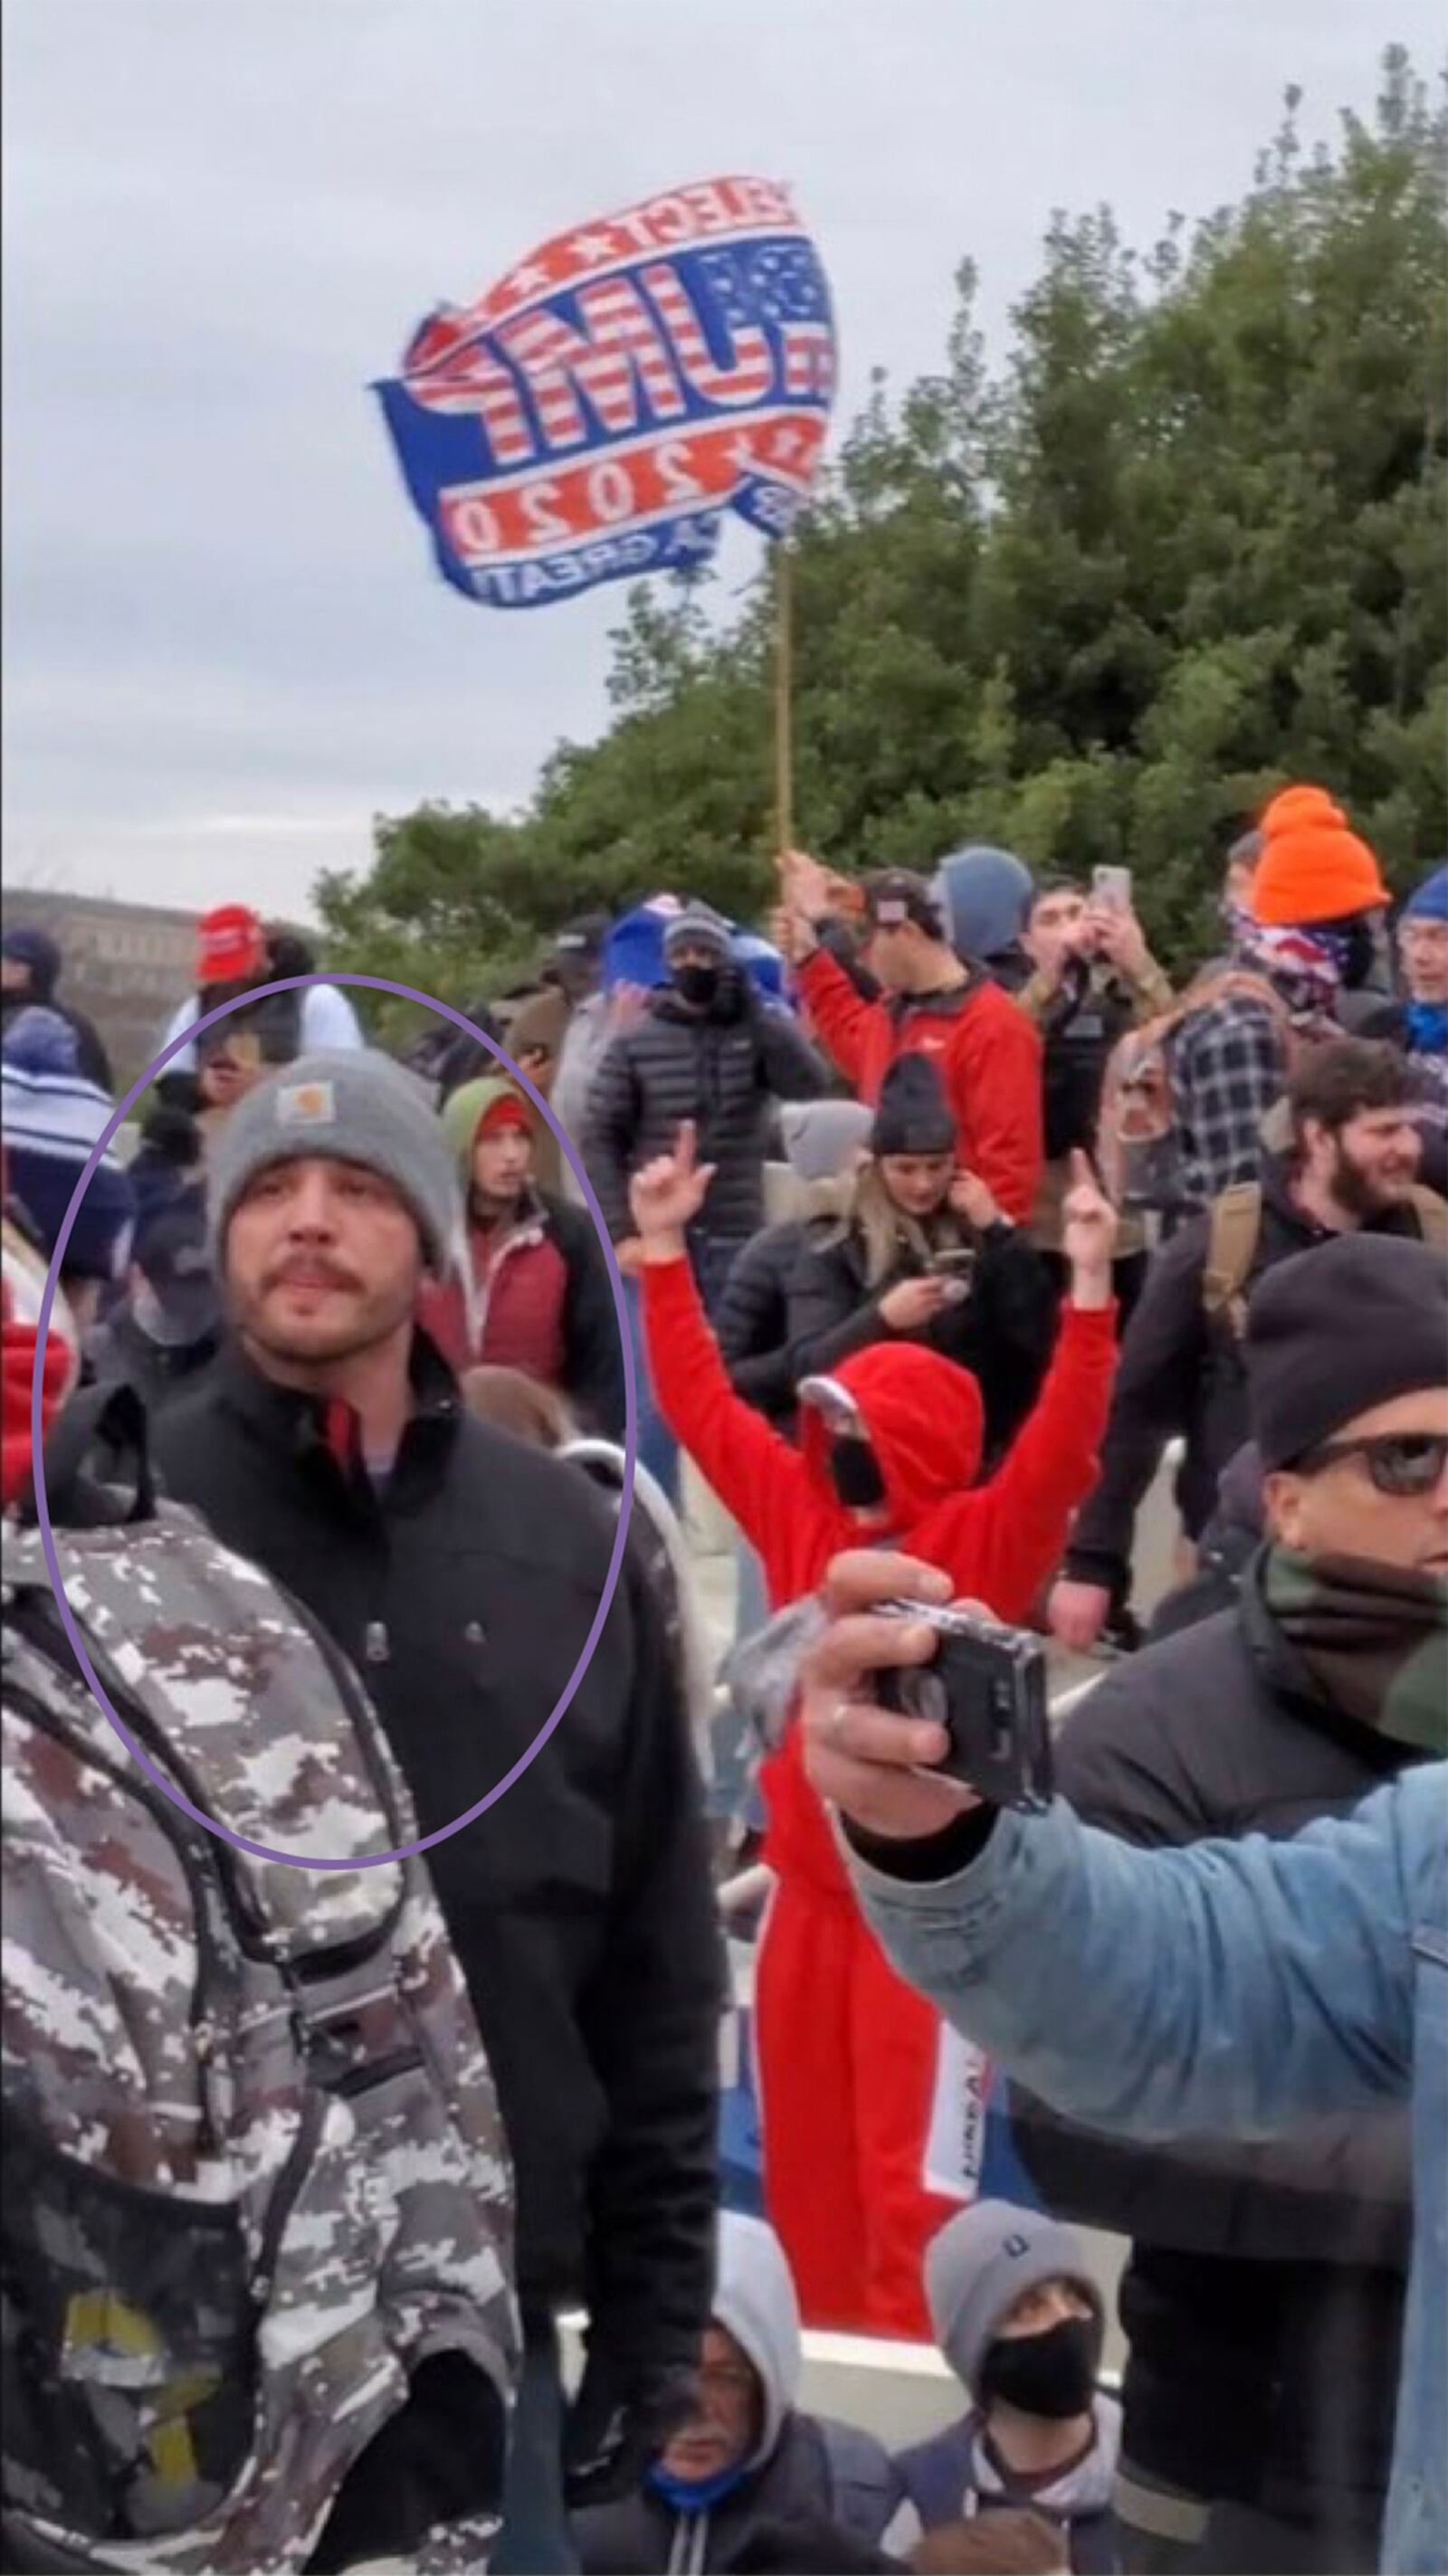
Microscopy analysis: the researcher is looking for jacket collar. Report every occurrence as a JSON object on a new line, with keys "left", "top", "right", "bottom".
{"left": 886, "top": 964, "right": 984, "bottom": 1031}
{"left": 1262, "top": 1161, "right": 1423, "bottom": 1246}
{"left": 211, "top": 1326, "right": 461, "bottom": 1511}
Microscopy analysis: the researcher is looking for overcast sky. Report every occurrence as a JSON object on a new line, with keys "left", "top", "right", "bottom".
{"left": 4, "top": 1, "right": 1428, "bottom": 922}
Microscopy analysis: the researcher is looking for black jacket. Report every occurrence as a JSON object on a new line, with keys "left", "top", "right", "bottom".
{"left": 153, "top": 1336, "right": 722, "bottom": 2362}
{"left": 583, "top": 973, "right": 826, "bottom": 1245}
{"left": 87, "top": 1307, "right": 220, "bottom": 1418}
{"left": 1037, "top": 958, "right": 1141, "bottom": 1161}
{"left": 715, "top": 1219, "right": 813, "bottom": 1426}
{"left": 540, "top": 1191, "right": 626, "bottom": 1438}
{"left": 1063, "top": 1174, "right": 1434, "bottom": 1601}
{"left": 786, "top": 1215, "right": 1055, "bottom": 1459}
{"left": 1013, "top": 1567, "right": 1422, "bottom": 2533}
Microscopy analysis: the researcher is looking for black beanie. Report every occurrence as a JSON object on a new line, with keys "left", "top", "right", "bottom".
{"left": 872, "top": 1054, "right": 957, "bottom": 1157}
{"left": 1247, "top": 1232, "right": 1448, "bottom": 1469}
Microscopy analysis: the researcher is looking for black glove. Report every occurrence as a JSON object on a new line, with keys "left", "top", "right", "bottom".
{"left": 562, "top": 2349, "right": 699, "bottom": 2511}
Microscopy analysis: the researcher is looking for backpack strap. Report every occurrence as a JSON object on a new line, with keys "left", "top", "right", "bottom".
{"left": 35, "top": 1378, "right": 154, "bottom": 1524}
{"left": 1409, "top": 1184, "right": 1448, "bottom": 1252}
{"left": 1202, "top": 1183, "right": 1263, "bottom": 1344}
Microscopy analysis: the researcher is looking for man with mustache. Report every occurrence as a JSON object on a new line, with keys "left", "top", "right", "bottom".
{"left": 152, "top": 1050, "right": 721, "bottom": 2576}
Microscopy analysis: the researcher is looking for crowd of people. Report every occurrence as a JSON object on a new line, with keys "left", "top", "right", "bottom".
{"left": 1, "top": 794, "right": 1444, "bottom": 2576}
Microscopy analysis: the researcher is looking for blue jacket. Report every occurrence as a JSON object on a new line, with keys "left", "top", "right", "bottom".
{"left": 845, "top": 1767, "right": 1447, "bottom": 2576}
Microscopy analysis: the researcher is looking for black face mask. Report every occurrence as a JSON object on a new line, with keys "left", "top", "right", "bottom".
{"left": 827, "top": 1434, "right": 889, "bottom": 1512}
{"left": 672, "top": 962, "right": 720, "bottom": 1010}
{"left": 979, "top": 2315, "right": 1100, "bottom": 2422}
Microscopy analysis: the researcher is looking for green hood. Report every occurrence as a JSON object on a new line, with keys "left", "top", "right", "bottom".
{"left": 441, "top": 1076, "right": 532, "bottom": 1183}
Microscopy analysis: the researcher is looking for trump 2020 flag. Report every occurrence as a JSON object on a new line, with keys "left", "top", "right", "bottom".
{"left": 375, "top": 176, "right": 837, "bottom": 609}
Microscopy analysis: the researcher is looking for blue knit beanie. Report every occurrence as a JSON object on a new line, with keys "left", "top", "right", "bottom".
{"left": 1402, "top": 866, "right": 1448, "bottom": 926}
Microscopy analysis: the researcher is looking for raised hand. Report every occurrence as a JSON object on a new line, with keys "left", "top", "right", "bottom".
{"left": 606, "top": 981, "right": 650, "bottom": 1036}
{"left": 948, "top": 1168, "right": 1001, "bottom": 1231}
{"left": 628, "top": 1119, "right": 717, "bottom": 1250}
{"left": 1088, "top": 902, "right": 1151, "bottom": 982}
{"left": 778, "top": 848, "right": 851, "bottom": 926}
{"left": 1062, "top": 1148, "right": 1118, "bottom": 1301}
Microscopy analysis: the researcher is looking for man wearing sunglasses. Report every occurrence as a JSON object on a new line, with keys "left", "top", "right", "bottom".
{"left": 996, "top": 1231, "right": 1445, "bottom": 2575}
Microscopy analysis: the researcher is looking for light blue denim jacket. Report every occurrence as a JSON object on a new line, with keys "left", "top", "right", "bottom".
{"left": 846, "top": 1764, "right": 1447, "bottom": 2576}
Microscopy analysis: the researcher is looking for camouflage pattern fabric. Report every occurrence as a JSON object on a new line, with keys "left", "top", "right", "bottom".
{"left": 2, "top": 1504, "right": 517, "bottom": 2573}
{"left": 1260, "top": 1543, "right": 1448, "bottom": 1755}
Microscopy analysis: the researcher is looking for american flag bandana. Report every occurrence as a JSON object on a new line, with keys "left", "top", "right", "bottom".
{"left": 374, "top": 177, "right": 837, "bottom": 608}
{"left": 1237, "top": 921, "right": 1342, "bottom": 1029}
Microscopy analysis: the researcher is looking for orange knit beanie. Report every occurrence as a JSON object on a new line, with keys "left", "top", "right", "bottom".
{"left": 1251, "top": 783, "right": 1387, "bottom": 927}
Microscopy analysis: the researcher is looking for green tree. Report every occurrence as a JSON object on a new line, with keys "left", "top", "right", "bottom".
{"left": 319, "top": 49, "right": 1446, "bottom": 987}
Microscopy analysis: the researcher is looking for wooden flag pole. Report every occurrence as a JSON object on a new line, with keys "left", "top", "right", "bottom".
{"left": 774, "top": 539, "right": 795, "bottom": 857}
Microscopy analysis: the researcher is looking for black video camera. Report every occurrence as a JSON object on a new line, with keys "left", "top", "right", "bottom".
{"left": 874, "top": 1601, "right": 1053, "bottom": 1811}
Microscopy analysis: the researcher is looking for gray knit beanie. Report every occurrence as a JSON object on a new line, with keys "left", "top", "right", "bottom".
{"left": 662, "top": 901, "right": 734, "bottom": 963}
{"left": 207, "top": 1050, "right": 462, "bottom": 1272}
{"left": 925, "top": 2201, "right": 1102, "bottom": 2401}
{"left": 779, "top": 1099, "right": 874, "bottom": 1184}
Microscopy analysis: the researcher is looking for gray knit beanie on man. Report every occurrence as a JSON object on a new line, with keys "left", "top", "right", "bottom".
{"left": 662, "top": 901, "right": 734, "bottom": 964}
{"left": 925, "top": 2201, "right": 1103, "bottom": 2401}
{"left": 207, "top": 1050, "right": 462, "bottom": 1272}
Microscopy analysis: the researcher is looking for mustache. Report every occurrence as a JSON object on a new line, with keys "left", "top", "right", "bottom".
{"left": 261, "top": 1256, "right": 365, "bottom": 1296}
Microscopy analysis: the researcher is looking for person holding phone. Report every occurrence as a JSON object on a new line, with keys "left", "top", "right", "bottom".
{"left": 786, "top": 1056, "right": 1056, "bottom": 1463}
{"left": 798, "top": 1510, "right": 1446, "bottom": 2576}
{"left": 1019, "top": 872, "right": 1172, "bottom": 1320}
{"left": 628, "top": 1120, "right": 1118, "bottom": 2341}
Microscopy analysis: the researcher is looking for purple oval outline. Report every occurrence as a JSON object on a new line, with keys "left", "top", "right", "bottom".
{"left": 27, "top": 971, "right": 637, "bottom": 1871}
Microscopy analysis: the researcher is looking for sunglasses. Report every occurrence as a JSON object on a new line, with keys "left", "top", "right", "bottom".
{"left": 1300, "top": 1431, "right": 1448, "bottom": 1497}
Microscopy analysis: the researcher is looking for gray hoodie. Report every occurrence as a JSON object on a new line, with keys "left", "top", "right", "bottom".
{"left": 576, "top": 2214, "right": 915, "bottom": 2575}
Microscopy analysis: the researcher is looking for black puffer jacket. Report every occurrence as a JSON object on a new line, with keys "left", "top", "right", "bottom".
{"left": 715, "top": 1218, "right": 813, "bottom": 1426}
{"left": 1013, "top": 1564, "right": 1425, "bottom": 2549}
{"left": 583, "top": 971, "right": 827, "bottom": 1244}
{"left": 786, "top": 1213, "right": 1055, "bottom": 1460}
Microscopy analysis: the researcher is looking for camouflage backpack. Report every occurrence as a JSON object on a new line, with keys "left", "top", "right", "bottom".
{"left": 2, "top": 1493, "right": 517, "bottom": 2576}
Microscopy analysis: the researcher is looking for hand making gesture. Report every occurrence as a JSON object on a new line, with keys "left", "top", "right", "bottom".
{"left": 628, "top": 1121, "right": 718, "bottom": 1259}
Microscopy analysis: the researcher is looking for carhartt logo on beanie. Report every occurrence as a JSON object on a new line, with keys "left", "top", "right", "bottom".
{"left": 1251, "top": 786, "right": 1387, "bottom": 929}
{"left": 208, "top": 1050, "right": 462, "bottom": 1272}
{"left": 925, "top": 2201, "right": 1102, "bottom": 2402}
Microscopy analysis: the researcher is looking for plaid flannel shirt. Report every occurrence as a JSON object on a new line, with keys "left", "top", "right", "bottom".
{"left": 1169, "top": 993, "right": 1287, "bottom": 1208}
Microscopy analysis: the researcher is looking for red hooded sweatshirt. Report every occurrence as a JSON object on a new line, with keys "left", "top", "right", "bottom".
{"left": 795, "top": 946, "right": 1043, "bottom": 1222}
{"left": 642, "top": 1254, "right": 1115, "bottom": 1890}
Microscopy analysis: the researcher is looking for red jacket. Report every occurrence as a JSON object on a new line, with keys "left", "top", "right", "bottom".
{"left": 642, "top": 1255, "right": 1115, "bottom": 1891}
{"left": 419, "top": 1218, "right": 569, "bottom": 1386}
{"left": 795, "top": 947, "right": 1043, "bottom": 1222}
